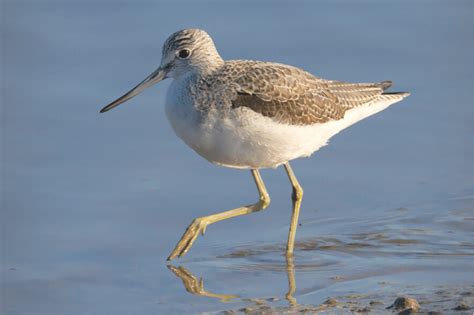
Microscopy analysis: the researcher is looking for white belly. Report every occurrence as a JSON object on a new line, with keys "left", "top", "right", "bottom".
{"left": 165, "top": 83, "right": 405, "bottom": 169}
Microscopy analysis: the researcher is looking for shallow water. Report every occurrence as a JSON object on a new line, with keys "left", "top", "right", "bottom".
{"left": 2, "top": 1, "right": 474, "bottom": 314}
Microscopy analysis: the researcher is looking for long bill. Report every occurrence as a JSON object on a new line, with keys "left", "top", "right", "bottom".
{"left": 99, "top": 67, "right": 167, "bottom": 113}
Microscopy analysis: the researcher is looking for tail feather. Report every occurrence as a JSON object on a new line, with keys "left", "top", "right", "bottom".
{"left": 378, "top": 80, "right": 393, "bottom": 90}
{"left": 377, "top": 80, "right": 410, "bottom": 98}
{"left": 381, "top": 91, "right": 411, "bottom": 98}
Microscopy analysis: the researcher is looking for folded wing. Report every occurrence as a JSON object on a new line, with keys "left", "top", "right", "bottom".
{"left": 229, "top": 61, "right": 393, "bottom": 126}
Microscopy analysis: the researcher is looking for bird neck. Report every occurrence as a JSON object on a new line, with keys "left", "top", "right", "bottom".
{"left": 193, "top": 56, "right": 224, "bottom": 77}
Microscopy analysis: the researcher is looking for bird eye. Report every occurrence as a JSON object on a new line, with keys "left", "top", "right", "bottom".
{"left": 178, "top": 49, "right": 191, "bottom": 59}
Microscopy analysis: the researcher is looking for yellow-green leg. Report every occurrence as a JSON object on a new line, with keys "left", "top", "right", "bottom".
{"left": 285, "top": 254, "right": 297, "bottom": 306}
{"left": 284, "top": 162, "right": 303, "bottom": 256}
{"left": 167, "top": 169, "right": 270, "bottom": 260}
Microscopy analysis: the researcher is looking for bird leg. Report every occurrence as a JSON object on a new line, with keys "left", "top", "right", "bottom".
{"left": 167, "top": 169, "right": 270, "bottom": 260}
{"left": 285, "top": 254, "right": 297, "bottom": 306}
{"left": 283, "top": 162, "right": 303, "bottom": 256}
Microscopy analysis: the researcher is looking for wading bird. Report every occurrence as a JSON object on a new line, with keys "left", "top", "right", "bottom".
{"left": 100, "top": 29, "right": 409, "bottom": 260}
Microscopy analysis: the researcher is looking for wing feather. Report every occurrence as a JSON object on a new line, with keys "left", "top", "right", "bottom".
{"left": 212, "top": 61, "right": 392, "bottom": 126}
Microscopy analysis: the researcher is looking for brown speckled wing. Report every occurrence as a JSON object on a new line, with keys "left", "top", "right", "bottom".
{"left": 232, "top": 91, "right": 345, "bottom": 125}
{"left": 226, "top": 61, "right": 390, "bottom": 126}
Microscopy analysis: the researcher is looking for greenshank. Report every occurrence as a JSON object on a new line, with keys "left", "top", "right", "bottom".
{"left": 100, "top": 29, "right": 410, "bottom": 260}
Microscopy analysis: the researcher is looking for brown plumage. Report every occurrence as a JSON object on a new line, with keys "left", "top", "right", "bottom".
{"left": 190, "top": 60, "right": 404, "bottom": 126}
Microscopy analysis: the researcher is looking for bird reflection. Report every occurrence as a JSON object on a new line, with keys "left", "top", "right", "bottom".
{"left": 167, "top": 265, "right": 239, "bottom": 302}
{"left": 167, "top": 255, "right": 297, "bottom": 306}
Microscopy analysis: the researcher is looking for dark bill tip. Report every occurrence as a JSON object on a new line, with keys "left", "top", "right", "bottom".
{"left": 99, "top": 101, "right": 120, "bottom": 113}
{"left": 99, "top": 106, "right": 111, "bottom": 113}
{"left": 99, "top": 67, "right": 166, "bottom": 114}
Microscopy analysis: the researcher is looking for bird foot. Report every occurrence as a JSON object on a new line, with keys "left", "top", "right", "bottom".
{"left": 167, "top": 217, "right": 208, "bottom": 260}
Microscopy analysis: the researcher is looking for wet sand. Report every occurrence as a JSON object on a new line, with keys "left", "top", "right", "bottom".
{"left": 2, "top": 1, "right": 474, "bottom": 314}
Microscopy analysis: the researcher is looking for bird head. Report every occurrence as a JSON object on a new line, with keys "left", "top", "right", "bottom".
{"left": 100, "top": 28, "right": 222, "bottom": 113}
